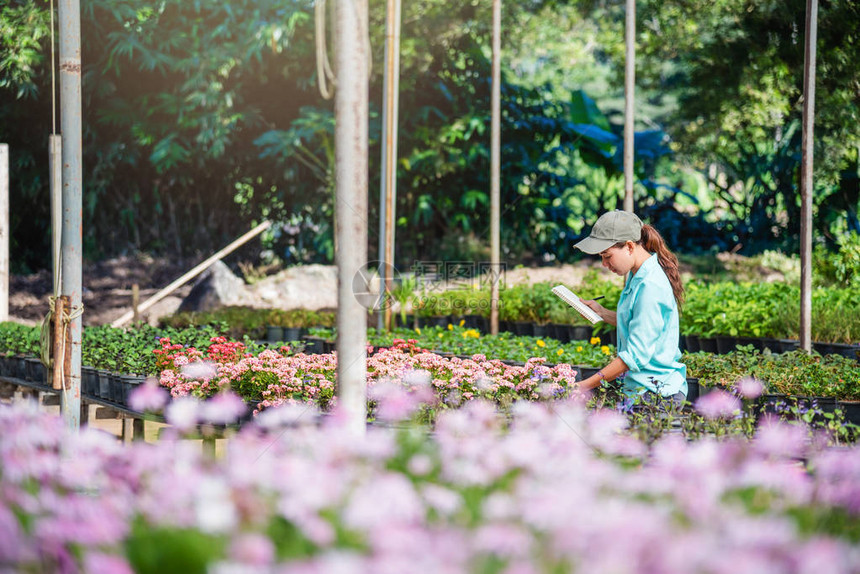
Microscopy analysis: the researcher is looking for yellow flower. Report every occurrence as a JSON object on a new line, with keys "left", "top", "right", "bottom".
{"left": 557, "top": 348, "right": 564, "bottom": 356}
{"left": 536, "top": 339, "right": 546, "bottom": 348}
{"left": 590, "top": 337, "right": 601, "bottom": 345}
{"left": 447, "top": 324, "right": 453, "bottom": 331}
{"left": 414, "top": 327, "right": 421, "bottom": 335}
{"left": 576, "top": 346, "right": 583, "bottom": 352}
{"left": 438, "top": 333, "right": 444, "bottom": 338}
{"left": 459, "top": 319, "right": 465, "bottom": 327}
{"left": 462, "top": 329, "right": 480, "bottom": 339}
{"left": 601, "top": 345, "right": 610, "bottom": 354}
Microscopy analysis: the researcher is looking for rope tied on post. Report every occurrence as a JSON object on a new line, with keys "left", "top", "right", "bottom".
{"left": 41, "top": 296, "right": 84, "bottom": 391}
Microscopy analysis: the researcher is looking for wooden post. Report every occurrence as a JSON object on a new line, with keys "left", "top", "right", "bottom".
{"left": 52, "top": 295, "right": 68, "bottom": 390}
{"left": 132, "top": 283, "right": 140, "bottom": 323}
{"left": 133, "top": 417, "right": 145, "bottom": 441}
{"left": 0, "top": 144, "right": 8, "bottom": 321}
{"left": 489, "top": 0, "right": 501, "bottom": 335}
{"left": 799, "top": 0, "right": 818, "bottom": 352}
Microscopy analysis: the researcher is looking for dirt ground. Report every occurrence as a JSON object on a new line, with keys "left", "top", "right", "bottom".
{"left": 8, "top": 255, "right": 192, "bottom": 327}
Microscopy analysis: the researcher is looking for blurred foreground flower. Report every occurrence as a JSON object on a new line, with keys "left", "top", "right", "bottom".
{"left": 128, "top": 377, "right": 168, "bottom": 413}
{"left": 695, "top": 390, "right": 742, "bottom": 420}
{"left": 736, "top": 376, "right": 765, "bottom": 400}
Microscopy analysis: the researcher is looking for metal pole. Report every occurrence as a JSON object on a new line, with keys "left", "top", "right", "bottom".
{"left": 378, "top": 0, "right": 401, "bottom": 331}
{"left": 58, "top": 0, "right": 83, "bottom": 430}
{"left": 489, "top": 0, "right": 501, "bottom": 336}
{"left": 49, "top": 136, "right": 62, "bottom": 296}
{"left": 799, "top": 0, "right": 818, "bottom": 352}
{"left": 623, "top": 0, "right": 635, "bottom": 213}
{"left": 335, "top": 0, "right": 369, "bottom": 435}
{"left": 0, "top": 145, "right": 8, "bottom": 321}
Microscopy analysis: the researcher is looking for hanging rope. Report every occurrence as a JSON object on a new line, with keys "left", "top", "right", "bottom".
{"left": 315, "top": 0, "right": 337, "bottom": 100}
{"left": 50, "top": 0, "right": 57, "bottom": 135}
{"left": 315, "top": 0, "right": 372, "bottom": 100}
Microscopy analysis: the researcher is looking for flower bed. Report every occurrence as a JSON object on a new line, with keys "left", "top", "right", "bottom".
{"left": 159, "top": 338, "right": 579, "bottom": 417}
{"left": 1, "top": 399, "right": 859, "bottom": 572}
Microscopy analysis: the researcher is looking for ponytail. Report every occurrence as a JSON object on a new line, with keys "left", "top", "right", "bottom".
{"left": 639, "top": 224, "right": 685, "bottom": 309}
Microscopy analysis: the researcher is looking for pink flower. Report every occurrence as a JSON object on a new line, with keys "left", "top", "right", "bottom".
{"left": 696, "top": 390, "right": 742, "bottom": 420}
{"left": 754, "top": 419, "right": 809, "bottom": 460}
{"left": 83, "top": 553, "right": 134, "bottom": 574}
{"left": 181, "top": 360, "right": 218, "bottom": 381}
{"left": 201, "top": 391, "right": 247, "bottom": 424}
{"left": 229, "top": 533, "right": 275, "bottom": 566}
{"left": 128, "top": 378, "right": 169, "bottom": 413}
{"left": 165, "top": 397, "right": 201, "bottom": 431}
{"left": 735, "top": 377, "right": 764, "bottom": 400}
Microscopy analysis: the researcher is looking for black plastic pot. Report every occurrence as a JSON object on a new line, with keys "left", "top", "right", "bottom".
{"left": 301, "top": 336, "right": 326, "bottom": 355}
{"left": 119, "top": 374, "right": 146, "bottom": 407}
{"left": 813, "top": 342, "right": 860, "bottom": 360}
{"left": 532, "top": 324, "right": 548, "bottom": 338}
{"left": 512, "top": 321, "right": 533, "bottom": 337}
{"left": 81, "top": 366, "right": 99, "bottom": 398}
{"left": 282, "top": 327, "right": 305, "bottom": 342}
{"left": 684, "top": 335, "right": 701, "bottom": 353}
{"left": 776, "top": 339, "right": 800, "bottom": 353}
{"left": 698, "top": 337, "right": 718, "bottom": 353}
{"left": 266, "top": 326, "right": 284, "bottom": 343}
{"left": 25, "top": 358, "right": 47, "bottom": 386}
{"left": 686, "top": 377, "right": 700, "bottom": 402}
{"left": 570, "top": 326, "right": 593, "bottom": 342}
{"left": 548, "top": 324, "right": 571, "bottom": 343}
{"left": 97, "top": 369, "right": 113, "bottom": 401}
{"left": 715, "top": 336, "right": 738, "bottom": 355}
{"left": 837, "top": 401, "right": 860, "bottom": 425}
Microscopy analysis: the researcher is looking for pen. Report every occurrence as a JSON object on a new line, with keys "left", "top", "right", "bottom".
{"left": 592, "top": 295, "right": 605, "bottom": 301}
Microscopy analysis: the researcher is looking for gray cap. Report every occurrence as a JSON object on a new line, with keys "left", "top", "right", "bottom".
{"left": 574, "top": 210, "right": 643, "bottom": 254}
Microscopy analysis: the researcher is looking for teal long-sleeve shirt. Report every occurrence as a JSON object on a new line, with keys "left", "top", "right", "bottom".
{"left": 615, "top": 254, "right": 687, "bottom": 397}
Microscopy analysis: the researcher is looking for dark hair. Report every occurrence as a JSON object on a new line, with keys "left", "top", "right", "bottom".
{"left": 614, "top": 223, "right": 685, "bottom": 309}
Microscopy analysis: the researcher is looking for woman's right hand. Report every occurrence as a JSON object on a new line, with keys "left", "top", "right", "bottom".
{"left": 581, "top": 299, "right": 616, "bottom": 326}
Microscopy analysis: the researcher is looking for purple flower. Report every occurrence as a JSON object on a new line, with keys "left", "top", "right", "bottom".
{"left": 83, "top": 553, "right": 134, "bottom": 574}
{"left": 181, "top": 360, "right": 218, "bottom": 381}
{"left": 128, "top": 378, "right": 169, "bottom": 413}
{"left": 755, "top": 419, "right": 809, "bottom": 459}
{"left": 735, "top": 377, "right": 764, "bottom": 400}
{"left": 165, "top": 397, "right": 201, "bottom": 431}
{"left": 201, "top": 391, "right": 247, "bottom": 424}
{"left": 229, "top": 533, "right": 275, "bottom": 566}
{"left": 695, "top": 390, "right": 742, "bottom": 420}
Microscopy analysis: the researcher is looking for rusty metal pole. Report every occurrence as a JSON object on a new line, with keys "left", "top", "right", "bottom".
{"left": 378, "top": 0, "right": 402, "bottom": 332}
{"left": 335, "top": 0, "right": 369, "bottom": 435}
{"left": 623, "top": 0, "right": 635, "bottom": 213}
{"left": 489, "top": 0, "right": 501, "bottom": 335}
{"left": 58, "top": 0, "right": 83, "bottom": 429}
{"left": 799, "top": 0, "right": 818, "bottom": 352}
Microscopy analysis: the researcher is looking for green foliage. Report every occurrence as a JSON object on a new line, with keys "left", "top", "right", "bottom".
{"left": 814, "top": 231, "right": 860, "bottom": 288}
{"left": 682, "top": 281, "right": 860, "bottom": 343}
{"left": 1, "top": 0, "right": 858, "bottom": 269}
{"left": 636, "top": 0, "right": 860, "bottom": 248}
{"left": 160, "top": 306, "right": 335, "bottom": 338}
{"left": 684, "top": 347, "right": 860, "bottom": 400}
{"left": 126, "top": 518, "right": 225, "bottom": 574}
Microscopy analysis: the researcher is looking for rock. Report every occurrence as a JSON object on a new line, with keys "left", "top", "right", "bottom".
{"left": 178, "top": 260, "right": 253, "bottom": 312}
{"left": 249, "top": 264, "right": 337, "bottom": 311}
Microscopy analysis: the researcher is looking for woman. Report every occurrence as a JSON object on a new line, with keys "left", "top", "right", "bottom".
{"left": 574, "top": 210, "right": 687, "bottom": 405}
